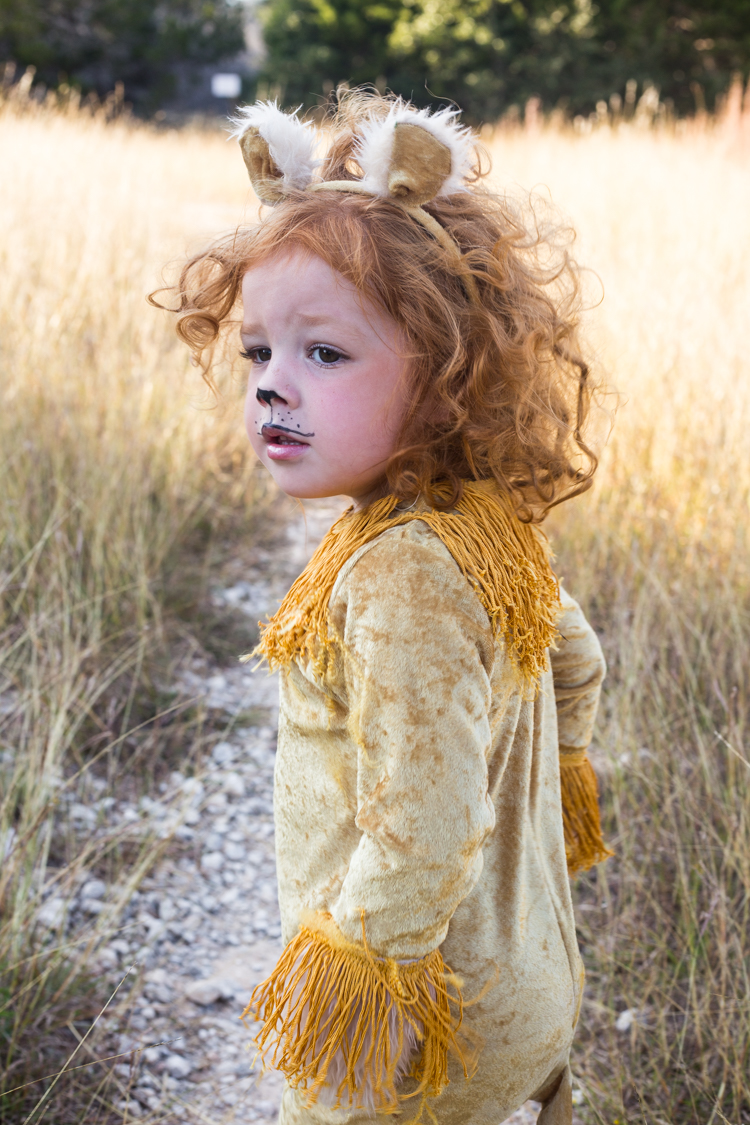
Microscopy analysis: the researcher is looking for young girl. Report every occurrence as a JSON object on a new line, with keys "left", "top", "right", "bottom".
{"left": 162, "top": 90, "right": 611, "bottom": 1125}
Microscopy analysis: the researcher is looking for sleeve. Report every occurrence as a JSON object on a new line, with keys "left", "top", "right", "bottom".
{"left": 549, "top": 585, "right": 612, "bottom": 873}
{"left": 331, "top": 526, "right": 497, "bottom": 959}
{"left": 244, "top": 527, "right": 495, "bottom": 1113}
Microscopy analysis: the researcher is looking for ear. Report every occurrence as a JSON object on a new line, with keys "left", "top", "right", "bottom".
{"left": 230, "top": 102, "right": 317, "bottom": 203}
{"left": 356, "top": 105, "right": 474, "bottom": 206}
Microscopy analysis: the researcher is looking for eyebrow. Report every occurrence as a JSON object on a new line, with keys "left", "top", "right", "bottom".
{"left": 240, "top": 312, "right": 358, "bottom": 336}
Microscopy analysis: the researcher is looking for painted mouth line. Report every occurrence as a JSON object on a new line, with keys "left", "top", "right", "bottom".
{"left": 261, "top": 423, "right": 315, "bottom": 441}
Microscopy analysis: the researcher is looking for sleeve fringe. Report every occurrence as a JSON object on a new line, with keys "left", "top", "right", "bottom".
{"left": 241, "top": 917, "right": 468, "bottom": 1115}
{"left": 560, "top": 751, "right": 614, "bottom": 874}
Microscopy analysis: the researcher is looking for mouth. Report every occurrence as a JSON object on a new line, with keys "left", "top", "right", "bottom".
{"left": 260, "top": 423, "right": 311, "bottom": 460}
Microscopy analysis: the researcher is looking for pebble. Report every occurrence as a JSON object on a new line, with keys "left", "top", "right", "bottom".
{"left": 185, "top": 980, "right": 222, "bottom": 1006}
{"left": 81, "top": 879, "right": 108, "bottom": 899}
{"left": 161, "top": 1053, "right": 193, "bottom": 1079}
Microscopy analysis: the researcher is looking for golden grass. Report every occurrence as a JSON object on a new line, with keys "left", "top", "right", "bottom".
{"left": 0, "top": 91, "right": 272, "bottom": 1121}
{"left": 1, "top": 81, "right": 748, "bottom": 1122}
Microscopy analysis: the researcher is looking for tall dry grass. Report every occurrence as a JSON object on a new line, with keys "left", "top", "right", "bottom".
{"left": 1, "top": 74, "right": 749, "bottom": 1122}
{"left": 0, "top": 80, "right": 273, "bottom": 1120}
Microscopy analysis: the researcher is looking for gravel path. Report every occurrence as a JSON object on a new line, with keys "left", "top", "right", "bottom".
{"left": 95, "top": 499, "right": 540, "bottom": 1125}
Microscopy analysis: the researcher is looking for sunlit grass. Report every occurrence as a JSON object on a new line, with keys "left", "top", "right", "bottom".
{"left": 0, "top": 87, "right": 272, "bottom": 1120}
{"left": 1, "top": 77, "right": 748, "bottom": 1122}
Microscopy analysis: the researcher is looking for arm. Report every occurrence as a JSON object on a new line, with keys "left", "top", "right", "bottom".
{"left": 331, "top": 526, "right": 497, "bottom": 958}
{"left": 246, "top": 526, "right": 496, "bottom": 1111}
{"left": 549, "top": 586, "right": 612, "bottom": 873}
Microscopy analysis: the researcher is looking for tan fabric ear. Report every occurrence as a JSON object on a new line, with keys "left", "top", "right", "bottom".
{"left": 387, "top": 122, "right": 453, "bottom": 206}
{"left": 239, "top": 127, "right": 286, "bottom": 204}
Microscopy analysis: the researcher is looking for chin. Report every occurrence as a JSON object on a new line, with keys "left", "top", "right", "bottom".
{"left": 265, "top": 469, "right": 348, "bottom": 501}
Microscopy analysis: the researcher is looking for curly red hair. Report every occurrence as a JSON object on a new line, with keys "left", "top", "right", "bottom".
{"left": 153, "top": 92, "right": 598, "bottom": 521}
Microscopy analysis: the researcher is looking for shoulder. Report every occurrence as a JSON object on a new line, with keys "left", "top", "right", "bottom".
{"left": 331, "top": 519, "right": 466, "bottom": 604}
{"left": 330, "top": 519, "right": 494, "bottom": 654}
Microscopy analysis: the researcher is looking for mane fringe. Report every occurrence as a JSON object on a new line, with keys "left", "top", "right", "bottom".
{"left": 246, "top": 481, "right": 561, "bottom": 684}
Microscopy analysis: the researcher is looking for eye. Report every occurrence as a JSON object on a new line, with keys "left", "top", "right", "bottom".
{"left": 240, "top": 346, "right": 272, "bottom": 364}
{"left": 310, "top": 345, "right": 344, "bottom": 366}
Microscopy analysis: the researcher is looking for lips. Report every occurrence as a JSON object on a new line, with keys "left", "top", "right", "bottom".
{"left": 262, "top": 424, "right": 308, "bottom": 446}
{"left": 261, "top": 423, "right": 310, "bottom": 461}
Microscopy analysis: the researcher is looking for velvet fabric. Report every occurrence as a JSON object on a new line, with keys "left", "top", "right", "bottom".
{"left": 271, "top": 520, "right": 605, "bottom": 1123}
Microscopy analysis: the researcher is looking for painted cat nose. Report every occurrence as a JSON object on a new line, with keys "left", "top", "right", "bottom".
{"left": 256, "top": 387, "right": 287, "bottom": 407}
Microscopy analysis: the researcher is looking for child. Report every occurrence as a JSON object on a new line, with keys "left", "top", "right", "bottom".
{"left": 161, "top": 90, "right": 611, "bottom": 1125}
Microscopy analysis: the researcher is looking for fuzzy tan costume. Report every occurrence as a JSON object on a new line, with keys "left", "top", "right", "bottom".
{"left": 241, "top": 486, "right": 608, "bottom": 1124}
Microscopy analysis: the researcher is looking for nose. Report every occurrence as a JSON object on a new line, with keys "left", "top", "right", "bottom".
{"left": 256, "top": 387, "right": 286, "bottom": 407}
{"left": 254, "top": 369, "right": 301, "bottom": 411}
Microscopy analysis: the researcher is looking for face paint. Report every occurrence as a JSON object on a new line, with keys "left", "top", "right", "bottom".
{"left": 261, "top": 422, "right": 315, "bottom": 438}
{"left": 255, "top": 387, "right": 315, "bottom": 439}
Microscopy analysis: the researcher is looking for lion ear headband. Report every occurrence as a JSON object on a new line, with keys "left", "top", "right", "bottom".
{"left": 230, "top": 100, "right": 479, "bottom": 303}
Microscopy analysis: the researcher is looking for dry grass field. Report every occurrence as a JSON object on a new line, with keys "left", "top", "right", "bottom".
{"left": 1, "top": 75, "right": 749, "bottom": 1123}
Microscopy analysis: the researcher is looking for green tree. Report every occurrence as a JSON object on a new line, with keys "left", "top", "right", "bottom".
{"left": 255, "top": 0, "right": 750, "bottom": 120}
{"left": 0, "top": 0, "right": 245, "bottom": 112}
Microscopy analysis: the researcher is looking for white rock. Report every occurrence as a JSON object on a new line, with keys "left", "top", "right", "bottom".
{"left": 207, "top": 792, "right": 228, "bottom": 813}
{"left": 186, "top": 979, "right": 222, "bottom": 1006}
{"left": 184, "top": 807, "right": 201, "bottom": 826}
{"left": 82, "top": 898, "right": 106, "bottom": 914}
{"left": 37, "top": 897, "right": 66, "bottom": 928}
{"left": 223, "top": 771, "right": 245, "bottom": 797}
{"left": 133, "top": 1088, "right": 159, "bottom": 1110}
{"left": 572, "top": 1088, "right": 584, "bottom": 1105}
{"left": 159, "top": 898, "right": 177, "bottom": 922}
{"left": 181, "top": 777, "right": 204, "bottom": 798}
{"left": 145, "top": 967, "right": 169, "bottom": 985}
{"left": 224, "top": 841, "right": 246, "bottom": 862}
{"left": 116, "top": 1099, "right": 143, "bottom": 1118}
{"left": 201, "top": 851, "right": 224, "bottom": 872}
{"left": 219, "top": 886, "right": 240, "bottom": 906}
{"left": 70, "top": 803, "right": 97, "bottom": 826}
{"left": 259, "top": 882, "right": 277, "bottom": 904}
{"left": 94, "top": 946, "right": 119, "bottom": 971}
{"left": 212, "top": 741, "right": 235, "bottom": 766}
{"left": 139, "top": 796, "right": 166, "bottom": 818}
{"left": 162, "top": 1053, "right": 192, "bottom": 1078}
{"left": 615, "top": 1008, "right": 636, "bottom": 1032}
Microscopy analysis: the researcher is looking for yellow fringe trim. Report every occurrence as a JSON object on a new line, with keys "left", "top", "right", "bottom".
{"left": 559, "top": 748, "right": 614, "bottom": 874}
{"left": 247, "top": 480, "right": 561, "bottom": 684}
{"left": 241, "top": 913, "right": 467, "bottom": 1115}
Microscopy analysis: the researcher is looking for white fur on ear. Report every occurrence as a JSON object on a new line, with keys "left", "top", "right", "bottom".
{"left": 355, "top": 103, "right": 474, "bottom": 199}
{"left": 230, "top": 101, "right": 317, "bottom": 191}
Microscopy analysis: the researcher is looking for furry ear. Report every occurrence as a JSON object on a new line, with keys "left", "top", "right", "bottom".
{"left": 355, "top": 105, "right": 474, "bottom": 206}
{"left": 230, "top": 102, "right": 317, "bottom": 203}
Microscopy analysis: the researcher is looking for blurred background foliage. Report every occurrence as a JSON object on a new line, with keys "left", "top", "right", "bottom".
{"left": 0, "top": 0, "right": 245, "bottom": 114}
{"left": 1, "top": 0, "right": 749, "bottom": 119}
{"left": 260, "top": 0, "right": 750, "bottom": 119}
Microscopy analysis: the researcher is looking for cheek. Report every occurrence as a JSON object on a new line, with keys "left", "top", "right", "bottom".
{"left": 244, "top": 388, "right": 263, "bottom": 447}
